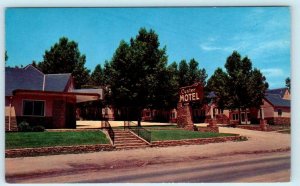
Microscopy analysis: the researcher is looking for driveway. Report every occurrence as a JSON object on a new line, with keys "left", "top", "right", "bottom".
{"left": 6, "top": 127, "right": 290, "bottom": 178}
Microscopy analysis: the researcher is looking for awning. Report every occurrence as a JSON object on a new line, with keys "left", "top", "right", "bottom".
{"left": 13, "top": 89, "right": 100, "bottom": 103}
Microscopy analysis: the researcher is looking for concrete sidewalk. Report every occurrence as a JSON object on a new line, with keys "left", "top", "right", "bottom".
{"left": 6, "top": 127, "right": 290, "bottom": 176}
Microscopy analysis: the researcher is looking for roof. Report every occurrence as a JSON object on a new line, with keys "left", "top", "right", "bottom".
{"left": 13, "top": 89, "right": 100, "bottom": 103}
{"left": 266, "top": 88, "right": 288, "bottom": 98}
{"left": 5, "top": 66, "right": 44, "bottom": 96}
{"left": 5, "top": 65, "right": 71, "bottom": 96}
{"left": 207, "top": 91, "right": 216, "bottom": 98}
{"left": 264, "top": 93, "right": 290, "bottom": 107}
{"left": 45, "top": 74, "right": 71, "bottom": 92}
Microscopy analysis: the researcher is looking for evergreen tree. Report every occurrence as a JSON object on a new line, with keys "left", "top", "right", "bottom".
{"left": 285, "top": 77, "right": 290, "bottom": 91}
{"left": 5, "top": 51, "right": 8, "bottom": 62}
{"left": 90, "top": 64, "right": 104, "bottom": 86}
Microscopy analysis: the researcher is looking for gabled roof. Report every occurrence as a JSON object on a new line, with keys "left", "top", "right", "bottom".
{"left": 266, "top": 88, "right": 288, "bottom": 98}
{"left": 265, "top": 92, "right": 290, "bottom": 108}
{"left": 5, "top": 65, "right": 71, "bottom": 96}
{"left": 45, "top": 74, "right": 72, "bottom": 92}
{"left": 5, "top": 66, "right": 44, "bottom": 96}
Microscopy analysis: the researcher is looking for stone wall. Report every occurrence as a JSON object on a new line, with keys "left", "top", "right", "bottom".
{"left": 151, "top": 136, "right": 242, "bottom": 147}
{"left": 6, "top": 144, "right": 114, "bottom": 158}
{"left": 197, "top": 126, "right": 219, "bottom": 133}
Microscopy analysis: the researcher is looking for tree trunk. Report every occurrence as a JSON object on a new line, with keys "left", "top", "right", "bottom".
{"left": 137, "top": 108, "right": 142, "bottom": 127}
{"left": 238, "top": 107, "right": 241, "bottom": 125}
{"left": 245, "top": 109, "right": 248, "bottom": 125}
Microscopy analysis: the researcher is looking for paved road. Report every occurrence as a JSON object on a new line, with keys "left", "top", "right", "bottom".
{"left": 6, "top": 152, "right": 290, "bottom": 183}
{"left": 5, "top": 127, "right": 291, "bottom": 183}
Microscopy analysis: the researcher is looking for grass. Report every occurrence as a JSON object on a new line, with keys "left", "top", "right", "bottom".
{"left": 6, "top": 131, "right": 109, "bottom": 149}
{"left": 150, "top": 129, "right": 236, "bottom": 141}
{"left": 277, "top": 129, "right": 291, "bottom": 134}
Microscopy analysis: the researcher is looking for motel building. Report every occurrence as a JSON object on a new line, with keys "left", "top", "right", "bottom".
{"left": 5, "top": 65, "right": 103, "bottom": 131}
{"left": 5, "top": 65, "right": 291, "bottom": 131}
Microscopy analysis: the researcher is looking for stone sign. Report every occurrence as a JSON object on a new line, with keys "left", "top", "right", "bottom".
{"left": 177, "top": 83, "right": 204, "bottom": 130}
{"left": 179, "top": 83, "right": 204, "bottom": 103}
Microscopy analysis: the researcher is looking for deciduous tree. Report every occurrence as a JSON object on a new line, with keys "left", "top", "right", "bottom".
{"left": 108, "top": 28, "right": 168, "bottom": 125}
{"left": 37, "top": 37, "right": 90, "bottom": 88}
{"left": 207, "top": 51, "right": 268, "bottom": 124}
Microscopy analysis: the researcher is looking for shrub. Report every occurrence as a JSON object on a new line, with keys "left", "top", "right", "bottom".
{"left": 18, "top": 121, "right": 32, "bottom": 132}
{"left": 32, "top": 125, "right": 45, "bottom": 132}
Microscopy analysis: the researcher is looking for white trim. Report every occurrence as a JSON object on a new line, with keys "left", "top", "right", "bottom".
{"left": 9, "top": 97, "right": 12, "bottom": 131}
{"left": 24, "top": 64, "right": 44, "bottom": 76}
{"left": 43, "top": 75, "right": 46, "bottom": 91}
{"left": 22, "top": 99, "right": 46, "bottom": 117}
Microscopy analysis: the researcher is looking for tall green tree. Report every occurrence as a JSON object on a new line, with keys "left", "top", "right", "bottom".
{"left": 37, "top": 37, "right": 90, "bottom": 88}
{"left": 207, "top": 51, "right": 268, "bottom": 124}
{"left": 108, "top": 28, "right": 168, "bottom": 125}
{"left": 285, "top": 77, "right": 290, "bottom": 91}
{"left": 90, "top": 64, "right": 104, "bottom": 86}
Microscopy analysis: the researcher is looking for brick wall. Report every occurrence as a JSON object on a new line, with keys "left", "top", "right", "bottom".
{"left": 5, "top": 116, "right": 18, "bottom": 131}
{"left": 16, "top": 116, "right": 53, "bottom": 128}
{"left": 266, "top": 117, "right": 290, "bottom": 125}
{"left": 273, "top": 117, "right": 290, "bottom": 125}
{"left": 52, "top": 99, "right": 66, "bottom": 128}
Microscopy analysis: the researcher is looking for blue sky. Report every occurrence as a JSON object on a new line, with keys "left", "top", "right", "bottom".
{"left": 5, "top": 7, "right": 290, "bottom": 88}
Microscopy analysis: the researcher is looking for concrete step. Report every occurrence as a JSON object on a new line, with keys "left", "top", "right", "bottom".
{"left": 115, "top": 138, "right": 141, "bottom": 143}
{"left": 114, "top": 141, "right": 147, "bottom": 145}
{"left": 115, "top": 144, "right": 149, "bottom": 149}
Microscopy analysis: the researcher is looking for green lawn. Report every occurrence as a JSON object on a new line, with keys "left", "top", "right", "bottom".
{"left": 151, "top": 130, "right": 236, "bottom": 141}
{"left": 278, "top": 129, "right": 291, "bottom": 134}
{"left": 6, "top": 131, "right": 109, "bottom": 149}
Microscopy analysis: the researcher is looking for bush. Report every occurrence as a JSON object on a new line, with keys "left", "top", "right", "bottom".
{"left": 18, "top": 121, "right": 32, "bottom": 132}
{"left": 32, "top": 125, "right": 45, "bottom": 132}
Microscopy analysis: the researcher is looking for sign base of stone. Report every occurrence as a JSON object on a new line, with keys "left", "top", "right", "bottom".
{"left": 177, "top": 103, "right": 195, "bottom": 131}
{"left": 208, "top": 119, "right": 218, "bottom": 127}
{"left": 260, "top": 119, "right": 268, "bottom": 131}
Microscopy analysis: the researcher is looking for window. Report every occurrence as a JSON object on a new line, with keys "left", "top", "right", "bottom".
{"left": 23, "top": 100, "right": 45, "bottom": 116}
{"left": 145, "top": 112, "right": 150, "bottom": 117}
{"left": 278, "top": 109, "right": 282, "bottom": 117}
{"left": 232, "top": 113, "right": 239, "bottom": 121}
